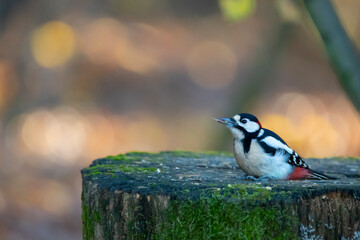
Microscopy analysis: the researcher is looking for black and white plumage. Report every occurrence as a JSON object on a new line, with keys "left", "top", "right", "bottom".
{"left": 215, "top": 113, "right": 333, "bottom": 180}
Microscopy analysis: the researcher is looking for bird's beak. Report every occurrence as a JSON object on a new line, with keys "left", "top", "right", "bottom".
{"left": 213, "top": 117, "right": 235, "bottom": 127}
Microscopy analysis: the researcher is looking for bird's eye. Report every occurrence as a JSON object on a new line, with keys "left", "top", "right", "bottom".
{"left": 241, "top": 119, "right": 247, "bottom": 124}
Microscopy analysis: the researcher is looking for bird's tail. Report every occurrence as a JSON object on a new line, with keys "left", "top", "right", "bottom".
{"left": 308, "top": 169, "right": 336, "bottom": 180}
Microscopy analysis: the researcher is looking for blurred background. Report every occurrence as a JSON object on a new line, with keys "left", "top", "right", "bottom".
{"left": 0, "top": 0, "right": 360, "bottom": 239}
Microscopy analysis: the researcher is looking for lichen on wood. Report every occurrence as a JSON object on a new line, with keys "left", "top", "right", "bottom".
{"left": 81, "top": 151, "right": 360, "bottom": 240}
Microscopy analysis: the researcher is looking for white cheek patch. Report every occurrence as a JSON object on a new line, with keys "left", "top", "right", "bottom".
{"left": 245, "top": 121, "right": 260, "bottom": 133}
{"left": 232, "top": 114, "right": 259, "bottom": 133}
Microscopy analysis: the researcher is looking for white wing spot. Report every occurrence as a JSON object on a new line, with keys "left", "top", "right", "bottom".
{"left": 261, "top": 136, "right": 293, "bottom": 154}
{"left": 258, "top": 129, "right": 264, "bottom": 137}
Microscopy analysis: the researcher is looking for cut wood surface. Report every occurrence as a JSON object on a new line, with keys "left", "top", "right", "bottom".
{"left": 81, "top": 151, "right": 360, "bottom": 240}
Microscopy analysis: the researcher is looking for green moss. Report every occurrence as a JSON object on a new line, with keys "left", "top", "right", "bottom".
{"left": 155, "top": 202, "right": 296, "bottom": 240}
{"left": 123, "top": 151, "right": 167, "bottom": 163}
{"left": 85, "top": 151, "right": 236, "bottom": 179}
{"left": 82, "top": 151, "right": 304, "bottom": 239}
{"left": 88, "top": 171, "right": 102, "bottom": 176}
{"left": 223, "top": 184, "right": 271, "bottom": 199}
{"left": 82, "top": 189, "right": 112, "bottom": 240}
{"left": 106, "top": 154, "right": 127, "bottom": 161}
{"left": 116, "top": 165, "right": 158, "bottom": 173}
{"left": 223, "top": 184, "right": 297, "bottom": 204}
{"left": 326, "top": 156, "right": 360, "bottom": 162}
{"left": 126, "top": 151, "right": 157, "bottom": 156}
{"left": 107, "top": 152, "right": 161, "bottom": 163}
{"left": 85, "top": 164, "right": 159, "bottom": 177}
{"left": 153, "top": 185, "right": 298, "bottom": 240}
{"left": 161, "top": 150, "right": 233, "bottom": 158}
{"left": 162, "top": 150, "right": 204, "bottom": 158}
{"left": 105, "top": 151, "right": 233, "bottom": 166}
{"left": 201, "top": 151, "right": 233, "bottom": 157}
{"left": 94, "top": 211, "right": 101, "bottom": 223}
{"left": 82, "top": 191, "right": 95, "bottom": 240}
{"left": 107, "top": 153, "right": 145, "bottom": 163}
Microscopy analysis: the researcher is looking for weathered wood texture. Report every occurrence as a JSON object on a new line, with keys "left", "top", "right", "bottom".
{"left": 81, "top": 151, "right": 360, "bottom": 240}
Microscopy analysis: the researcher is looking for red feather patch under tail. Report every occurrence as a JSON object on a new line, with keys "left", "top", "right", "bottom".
{"left": 287, "top": 167, "right": 311, "bottom": 180}
{"left": 287, "top": 167, "right": 334, "bottom": 180}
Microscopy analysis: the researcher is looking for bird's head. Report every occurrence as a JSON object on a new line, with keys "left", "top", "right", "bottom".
{"left": 214, "top": 113, "right": 262, "bottom": 138}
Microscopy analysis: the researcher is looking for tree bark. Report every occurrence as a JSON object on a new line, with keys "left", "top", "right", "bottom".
{"left": 81, "top": 151, "right": 360, "bottom": 239}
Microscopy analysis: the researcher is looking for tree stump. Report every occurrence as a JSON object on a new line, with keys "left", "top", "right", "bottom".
{"left": 81, "top": 151, "right": 360, "bottom": 240}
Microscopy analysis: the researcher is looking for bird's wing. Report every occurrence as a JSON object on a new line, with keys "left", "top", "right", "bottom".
{"left": 258, "top": 129, "right": 333, "bottom": 180}
{"left": 258, "top": 129, "right": 309, "bottom": 169}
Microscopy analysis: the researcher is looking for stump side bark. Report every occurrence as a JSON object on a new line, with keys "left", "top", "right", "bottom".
{"left": 81, "top": 151, "right": 360, "bottom": 240}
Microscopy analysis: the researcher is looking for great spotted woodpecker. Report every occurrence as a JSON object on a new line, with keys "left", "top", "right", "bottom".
{"left": 215, "top": 113, "right": 333, "bottom": 180}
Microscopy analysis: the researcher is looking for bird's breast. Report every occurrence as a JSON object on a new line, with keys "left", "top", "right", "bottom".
{"left": 233, "top": 139, "right": 292, "bottom": 179}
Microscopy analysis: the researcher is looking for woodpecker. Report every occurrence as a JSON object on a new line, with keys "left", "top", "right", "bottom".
{"left": 214, "top": 113, "right": 333, "bottom": 180}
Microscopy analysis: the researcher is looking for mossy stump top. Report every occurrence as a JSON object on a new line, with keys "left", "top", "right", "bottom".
{"left": 81, "top": 151, "right": 360, "bottom": 240}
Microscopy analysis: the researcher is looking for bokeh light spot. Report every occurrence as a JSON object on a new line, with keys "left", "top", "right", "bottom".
{"left": 219, "top": 0, "right": 256, "bottom": 21}
{"left": 262, "top": 92, "right": 360, "bottom": 157}
{"left": 21, "top": 107, "right": 85, "bottom": 164}
{"left": 21, "top": 110, "right": 55, "bottom": 156}
{"left": 285, "top": 93, "right": 315, "bottom": 125}
{"left": 186, "top": 41, "right": 237, "bottom": 89}
{"left": 82, "top": 113, "right": 117, "bottom": 159}
{"left": 261, "top": 114, "right": 295, "bottom": 142}
{"left": 115, "top": 23, "right": 160, "bottom": 74}
{"left": 303, "top": 115, "right": 341, "bottom": 157}
{"left": 115, "top": 44, "right": 158, "bottom": 74}
{"left": 31, "top": 21, "right": 76, "bottom": 68}
{"left": 80, "top": 18, "right": 127, "bottom": 65}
